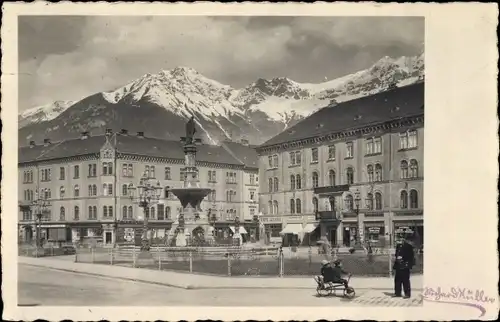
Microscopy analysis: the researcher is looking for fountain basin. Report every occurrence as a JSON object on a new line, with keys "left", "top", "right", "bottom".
{"left": 170, "top": 188, "right": 212, "bottom": 208}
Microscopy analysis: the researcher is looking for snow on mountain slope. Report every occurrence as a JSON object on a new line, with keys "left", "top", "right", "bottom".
{"left": 18, "top": 100, "right": 76, "bottom": 127}
{"left": 102, "top": 66, "right": 239, "bottom": 120}
{"left": 18, "top": 54, "right": 424, "bottom": 145}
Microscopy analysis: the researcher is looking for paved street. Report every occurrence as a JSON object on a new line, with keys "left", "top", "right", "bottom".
{"left": 18, "top": 264, "right": 421, "bottom": 306}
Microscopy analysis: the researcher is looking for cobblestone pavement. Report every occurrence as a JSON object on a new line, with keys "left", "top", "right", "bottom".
{"left": 344, "top": 290, "right": 423, "bottom": 307}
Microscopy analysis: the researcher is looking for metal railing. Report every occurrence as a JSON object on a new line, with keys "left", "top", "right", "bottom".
{"left": 72, "top": 245, "right": 423, "bottom": 277}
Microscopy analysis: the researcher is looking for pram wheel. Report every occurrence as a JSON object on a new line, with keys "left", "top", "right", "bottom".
{"left": 317, "top": 284, "right": 332, "bottom": 296}
{"left": 344, "top": 286, "right": 356, "bottom": 299}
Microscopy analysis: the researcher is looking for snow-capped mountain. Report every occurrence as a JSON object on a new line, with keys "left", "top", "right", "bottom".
{"left": 18, "top": 54, "right": 424, "bottom": 145}
{"left": 18, "top": 100, "right": 76, "bottom": 128}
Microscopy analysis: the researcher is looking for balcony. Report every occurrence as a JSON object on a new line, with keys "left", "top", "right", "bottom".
{"left": 342, "top": 210, "right": 358, "bottom": 218}
{"left": 316, "top": 211, "right": 340, "bottom": 222}
{"left": 313, "top": 184, "right": 350, "bottom": 195}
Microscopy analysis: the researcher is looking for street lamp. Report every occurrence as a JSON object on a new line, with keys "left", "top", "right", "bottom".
{"left": 354, "top": 189, "right": 362, "bottom": 247}
{"left": 233, "top": 215, "right": 240, "bottom": 246}
{"left": 19, "top": 188, "right": 51, "bottom": 256}
{"left": 128, "top": 172, "right": 163, "bottom": 252}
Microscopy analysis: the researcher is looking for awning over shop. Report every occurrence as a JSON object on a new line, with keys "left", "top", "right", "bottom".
{"left": 302, "top": 223, "right": 318, "bottom": 233}
{"left": 229, "top": 226, "right": 248, "bottom": 234}
{"left": 280, "top": 223, "right": 303, "bottom": 235}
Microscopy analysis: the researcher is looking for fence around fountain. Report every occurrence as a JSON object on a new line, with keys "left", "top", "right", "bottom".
{"left": 73, "top": 245, "right": 423, "bottom": 277}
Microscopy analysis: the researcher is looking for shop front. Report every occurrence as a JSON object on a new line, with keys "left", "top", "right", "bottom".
{"left": 260, "top": 216, "right": 283, "bottom": 245}
{"left": 363, "top": 221, "right": 386, "bottom": 247}
{"left": 393, "top": 220, "right": 424, "bottom": 248}
{"left": 278, "top": 215, "right": 320, "bottom": 247}
{"left": 280, "top": 215, "right": 303, "bottom": 247}
{"left": 71, "top": 224, "right": 104, "bottom": 247}
{"left": 115, "top": 220, "right": 172, "bottom": 246}
{"left": 302, "top": 215, "right": 320, "bottom": 246}
{"left": 342, "top": 222, "right": 359, "bottom": 247}
{"left": 243, "top": 220, "right": 260, "bottom": 242}
{"left": 38, "top": 223, "right": 72, "bottom": 245}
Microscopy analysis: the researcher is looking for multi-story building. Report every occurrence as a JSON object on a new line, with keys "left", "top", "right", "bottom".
{"left": 256, "top": 82, "right": 424, "bottom": 247}
{"left": 18, "top": 130, "right": 258, "bottom": 245}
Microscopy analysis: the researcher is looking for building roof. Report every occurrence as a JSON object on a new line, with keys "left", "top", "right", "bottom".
{"left": 259, "top": 82, "right": 425, "bottom": 149}
{"left": 220, "top": 141, "right": 259, "bottom": 169}
{"left": 19, "top": 136, "right": 106, "bottom": 164}
{"left": 19, "top": 134, "right": 258, "bottom": 168}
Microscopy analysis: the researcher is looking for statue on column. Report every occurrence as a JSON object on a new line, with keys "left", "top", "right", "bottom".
{"left": 185, "top": 115, "right": 196, "bottom": 145}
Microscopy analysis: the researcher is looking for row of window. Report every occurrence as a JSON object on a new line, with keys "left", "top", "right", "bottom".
{"left": 268, "top": 177, "right": 279, "bottom": 192}
{"left": 56, "top": 206, "right": 103, "bottom": 221}
{"left": 23, "top": 170, "right": 34, "bottom": 183}
{"left": 29, "top": 188, "right": 52, "bottom": 200}
{"left": 268, "top": 160, "right": 420, "bottom": 192}
{"left": 23, "top": 204, "right": 253, "bottom": 222}
{"left": 226, "top": 172, "right": 237, "bottom": 184}
{"left": 56, "top": 205, "right": 177, "bottom": 221}
{"left": 25, "top": 164, "right": 246, "bottom": 184}
{"left": 268, "top": 190, "right": 420, "bottom": 215}
{"left": 25, "top": 184, "right": 243, "bottom": 203}
{"left": 268, "top": 131, "right": 418, "bottom": 169}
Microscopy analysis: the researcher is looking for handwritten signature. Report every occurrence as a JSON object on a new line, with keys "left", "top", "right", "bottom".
{"left": 423, "top": 286, "right": 497, "bottom": 317}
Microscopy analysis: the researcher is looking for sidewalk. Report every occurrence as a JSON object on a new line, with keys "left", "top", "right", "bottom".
{"left": 19, "top": 256, "right": 423, "bottom": 291}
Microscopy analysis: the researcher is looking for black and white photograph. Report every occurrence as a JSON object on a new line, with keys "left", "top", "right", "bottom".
{"left": 16, "top": 14, "right": 425, "bottom": 307}
{"left": 1, "top": 2, "right": 498, "bottom": 321}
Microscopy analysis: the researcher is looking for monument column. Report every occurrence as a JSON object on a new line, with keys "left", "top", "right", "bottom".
{"left": 169, "top": 116, "right": 213, "bottom": 247}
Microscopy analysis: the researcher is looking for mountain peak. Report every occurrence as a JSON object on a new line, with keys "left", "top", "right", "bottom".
{"left": 20, "top": 54, "right": 425, "bottom": 145}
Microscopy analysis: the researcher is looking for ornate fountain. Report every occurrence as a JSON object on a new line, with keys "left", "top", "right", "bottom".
{"left": 168, "top": 116, "right": 213, "bottom": 246}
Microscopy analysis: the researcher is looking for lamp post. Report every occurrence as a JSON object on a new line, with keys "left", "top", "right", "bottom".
{"left": 234, "top": 215, "right": 240, "bottom": 246}
{"left": 354, "top": 189, "right": 362, "bottom": 247}
{"left": 19, "top": 188, "right": 51, "bottom": 256}
{"left": 128, "top": 172, "right": 163, "bottom": 252}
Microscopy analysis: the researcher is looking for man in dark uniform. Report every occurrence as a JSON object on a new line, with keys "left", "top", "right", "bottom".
{"left": 393, "top": 237, "right": 415, "bottom": 298}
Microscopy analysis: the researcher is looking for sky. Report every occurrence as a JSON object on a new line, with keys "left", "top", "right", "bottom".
{"left": 18, "top": 16, "right": 424, "bottom": 112}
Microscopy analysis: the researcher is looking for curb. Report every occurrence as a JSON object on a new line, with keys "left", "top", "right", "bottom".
{"left": 22, "top": 263, "right": 194, "bottom": 290}
{"left": 21, "top": 263, "right": 423, "bottom": 291}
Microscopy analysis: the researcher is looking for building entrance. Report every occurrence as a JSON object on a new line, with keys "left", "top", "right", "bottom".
{"left": 329, "top": 228, "right": 337, "bottom": 246}
{"left": 343, "top": 227, "right": 350, "bottom": 246}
